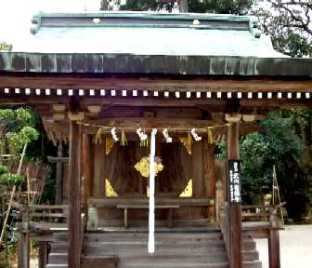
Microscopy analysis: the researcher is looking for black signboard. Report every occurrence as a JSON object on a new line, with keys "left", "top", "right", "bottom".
{"left": 228, "top": 160, "right": 241, "bottom": 203}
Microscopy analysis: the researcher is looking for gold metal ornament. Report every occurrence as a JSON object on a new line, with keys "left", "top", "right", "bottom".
{"left": 105, "top": 136, "right": 114, "bottom": 155}
{"left": 179, "top": 134, "right": 192, "bottom": 155}
{"left": 134, "top": 156, "right": 164, "bottom": 178}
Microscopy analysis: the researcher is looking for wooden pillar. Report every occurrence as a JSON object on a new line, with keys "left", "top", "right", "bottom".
{"left": 269, "top": 210, "right": 281, "bottom": 268}
{"left": 203, "top": 141, "right": 217, "bottom": 220}
{"left": 82, "top": 134, "right": 93, "bottom": 207}
{"left": 226, "top": 120, "right": 242, "bottom": 268}
{"left": 192, "top": 140, "right": 204, "bottom": 197}
{"left": 68, "top": 120, "right": 82, "bottom": 268}
{"left": 17, "top": 230, "right": 30, "bottom": 268}
{"left": 55, "top": 143, "right": 63, "bottom": 204}
{"left": 269, "top": 230, "right": 281, "bottom": 268}
{"left": 93, "top": 139, "right": 106, "bottom": 198}
{"left": 38, "top": 241, "right": 49, "bottom": 268}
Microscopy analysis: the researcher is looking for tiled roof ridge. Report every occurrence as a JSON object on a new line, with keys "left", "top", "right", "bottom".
{"left": 31, "top": 11, "right": 260, "bottom": 37}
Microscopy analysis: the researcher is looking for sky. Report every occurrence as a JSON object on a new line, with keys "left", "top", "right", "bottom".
{"left": 0, "top": 0, "right": 100, "bottom": 42}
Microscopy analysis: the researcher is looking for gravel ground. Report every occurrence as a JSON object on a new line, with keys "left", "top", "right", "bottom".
{"left": 256, "top": 224, "right": 312, "bottom": 268}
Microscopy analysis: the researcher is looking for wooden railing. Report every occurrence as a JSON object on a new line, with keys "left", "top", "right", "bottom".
{"left": 12, "top": 202, "right": 68, "bottom": 226}
{"left": 241, "top": 205, "right": 272, "bottom": 222}
{"left": 28, "top": 204, "right": 68, "bottom": 224}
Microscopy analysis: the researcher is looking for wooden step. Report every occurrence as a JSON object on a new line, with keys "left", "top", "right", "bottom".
{"left": 48, "top": 253, "right": 67, "bottom": 264}
{"left": 120, "top": 255, "right": 228, "bottom": 265}
{"left": 46, "top": 265, "right": 67, "bottom": 268}
{"left": 122, "top": 262, "right": 229, "bottom": 268}
{"left": 242, "top": 250, "right": 259, "bottom": 262}
{"left": 243, "top": 260, "right": 262, "bottom": 268}
{"left": 84, "top": 232, "right": 223, "bottom": 242}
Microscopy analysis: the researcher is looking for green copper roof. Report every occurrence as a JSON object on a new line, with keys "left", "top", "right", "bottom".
{"left": 0, "top": 12, "right": 311, "bottom": 77}
{"left": 6, "top": 11, "right": 278, "bottom": 58}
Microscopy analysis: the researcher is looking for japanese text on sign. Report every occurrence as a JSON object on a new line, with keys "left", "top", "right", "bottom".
{"left": 229, "top": 160, "right": 241, "bottom": 203}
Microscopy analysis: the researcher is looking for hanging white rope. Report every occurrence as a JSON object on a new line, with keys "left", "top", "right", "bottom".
{"left": 148, "top": 128, "right": 157, "bottom": 254}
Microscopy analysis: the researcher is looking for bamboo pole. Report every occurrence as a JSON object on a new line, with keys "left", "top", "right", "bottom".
{"left": 0, "top": 143, "right": 27, "bottom": 245}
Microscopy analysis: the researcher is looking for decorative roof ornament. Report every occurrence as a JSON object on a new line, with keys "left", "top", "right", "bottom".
{"left": 249, "top": 17, "right": 261, "bottom": 39}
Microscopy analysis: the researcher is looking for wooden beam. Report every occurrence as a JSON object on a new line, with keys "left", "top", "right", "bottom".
{"left": 0, "top": 74, "right": 312, "bottom": 91}
{"left": 227, "top": 121, "right": 242, "bottom": 268}
{"left": 68, "top": 120, "right": 82, "bottom": 268}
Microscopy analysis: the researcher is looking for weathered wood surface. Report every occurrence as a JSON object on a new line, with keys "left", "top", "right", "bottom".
{"left": 192, "top": 140, "right": 204, "bottom": 198}
{"left": 89, "top": 198, "right": 214, "bottom": 207}
{"left": 116, "top": 204, "right": 180, "bottom": 228}
{"left": 55, "top": 143, "right": 63, "bottom": 204}
{"left": 17, "top": 229, "right": 30, "bottom": 268}
{"left": 93, "top": 139, "right": 106, "bottom": 198}
{"left": 1, "top": 73, "right": 312, "bottom": 91}
{"left": 227, "top": 121, "right": 242, "bottom": 268}
{"left": 68, "top": 120, "right": 82, "bottom": 268}
{"left": 81, "top": 255, "right": 119, "bottom": 268}
{"left": 82, "top": 134, "right": 93, "bottom": 208}
{"left": 38, "top": 241, "right": 49, "bottom": 268}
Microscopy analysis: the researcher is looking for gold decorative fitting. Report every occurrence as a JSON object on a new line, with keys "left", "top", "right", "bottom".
{"left": 179, "top": 134, "right": 192, "bottom": 155}
{"left": 105, "top": 136, "right": 114, "bottom": 155}
{"left": 134, "top": 156, "right": 164, "bottom": 178}
{"left": 207, "top": 127, "right": 214, "bottom": 144}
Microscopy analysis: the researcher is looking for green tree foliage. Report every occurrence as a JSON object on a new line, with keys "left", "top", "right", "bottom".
{"left": 240, "top": 110, "right": 312, "bottom": 220}
{"left": 101, "top": 0, "right": 253, "bottom": 14}
{"left": 0, "top": 108, "right": 39, "bottom": 156}
{"left": 254, "top": 0, "right": 312, "bottom": 57}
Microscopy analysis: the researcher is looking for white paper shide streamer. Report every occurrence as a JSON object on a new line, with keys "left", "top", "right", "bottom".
{"left": 111, "top": 127, "right": 119, "bottom": 142}
{"left": 148, "top": 128, "right": 157, "bottom": 254}
{"left": 162, "top": 128, "right": 173, "bottom": 143}
{"left": 136, "top": 128, "right": 148, "bottom": 141}
{"left": 191, "top": 128, "right": 202, "bottom": 141}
